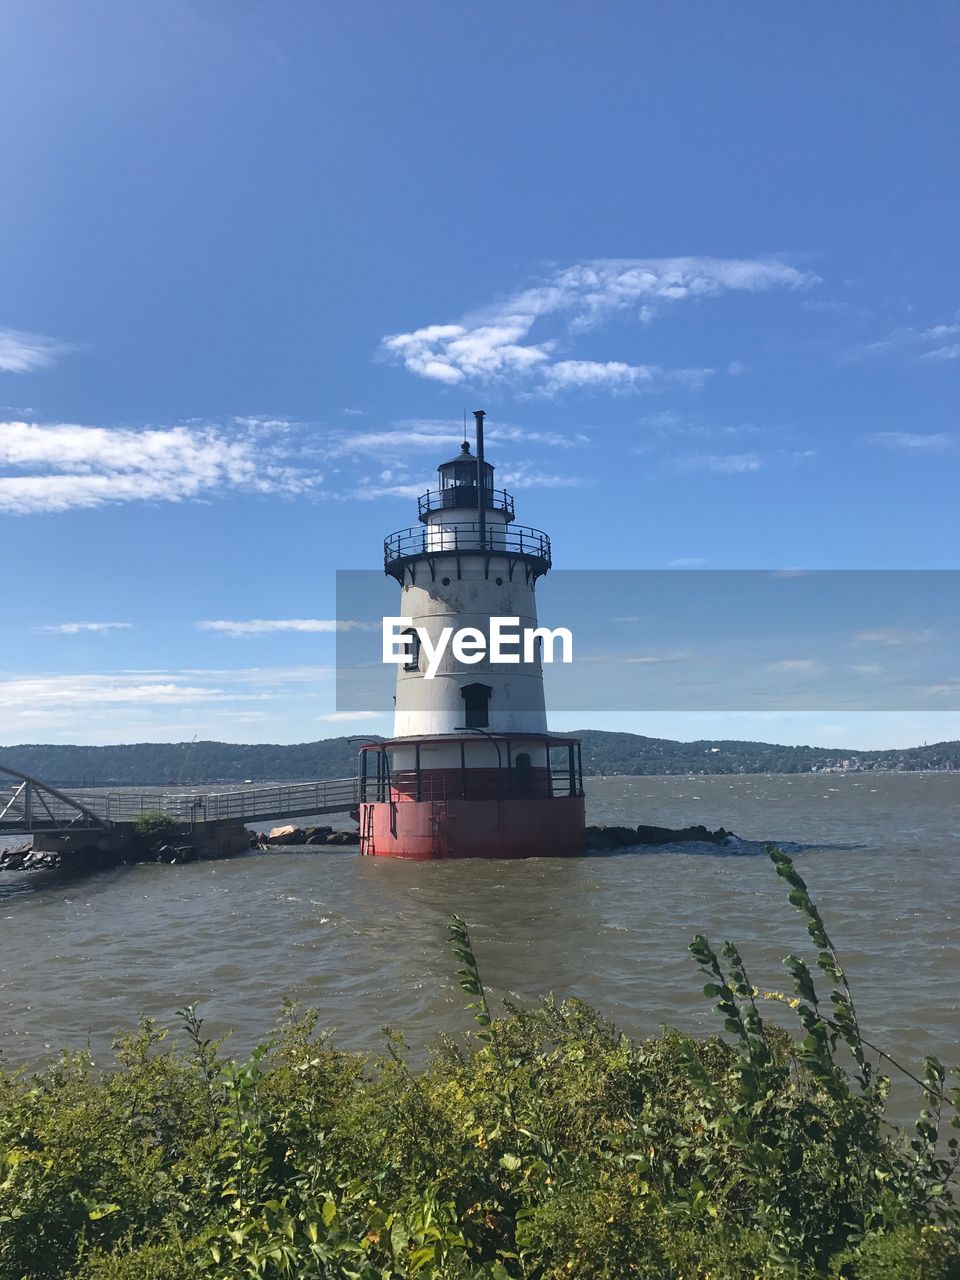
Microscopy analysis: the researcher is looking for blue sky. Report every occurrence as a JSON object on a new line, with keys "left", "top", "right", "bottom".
{"left": 1, "top": 1, "right": 957, "bottom": 749}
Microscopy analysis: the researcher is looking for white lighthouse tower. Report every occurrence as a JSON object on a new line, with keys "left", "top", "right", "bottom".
{"left": 358, "top": 410, "right": 585, "bottom": 859}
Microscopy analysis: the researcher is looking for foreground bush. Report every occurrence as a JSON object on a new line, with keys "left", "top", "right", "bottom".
{"left": 1, "top": 848, "right": 957, "bottom": 1279}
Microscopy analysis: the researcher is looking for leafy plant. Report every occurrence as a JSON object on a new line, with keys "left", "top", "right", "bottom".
{"left": 132, "top": 810, "right": 181, "bottom": 839}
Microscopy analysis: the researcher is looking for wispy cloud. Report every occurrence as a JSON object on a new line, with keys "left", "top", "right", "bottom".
{"left": 674, "top": 448, "right": 815, "bottom": 475}
{"left": 850, "top": 319, "right": 960, "bottom": 364}
{"left": 537, "top": 360, "right": 713, "bottom": 395}
{"left": 852, "top": 627, "right": 936, "bottom": 647}
{"left": 35, "top": 621, "right": 133, "bottom": 635}
{"left": 381, "top": 256, "right": 814, "bottom": 393}
{"left": 0, "top": 673, "right": 267, "bottom": 710}
{"left": 180, "top": 665, "right": 334, "bottom": 683}
{"left": 316, "top": 710, "right": 382, "bottom": 723}
{"left": 0, "top": 327, "right": 71, "bottom": 374}
{"left": 197, "top": 619, "right": 369, "bottom": 637}
{"left": 918, "top": 343, "right": 960, "bottom": 363}
{"left": 0, "top": 419, "right": 323, "bottom": 515}
{"left": 677, "top": 452, "right": 765, "bottom": 474}
{"left": 768, "top": 659, "right": 817, "bottom": 672}
{"left": 498, "top": 462, "right": 589, "bottom": 490}
{"left": 869, "top": 432, "right": 955, "bottom": 452}
{"left": 326, "top": 418, "right": 588, "bottom": 456}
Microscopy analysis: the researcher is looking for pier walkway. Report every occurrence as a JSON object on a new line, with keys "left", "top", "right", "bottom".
{"left": 0, "top": 767, "right": 359, "bottom": 835}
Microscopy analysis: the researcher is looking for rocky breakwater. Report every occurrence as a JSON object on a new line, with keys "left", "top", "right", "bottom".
{"left": 255, "top": 825, "right": 360, "bottom": 850}
{"left": 585, "top": 822, "right": 739, "bottom": 851}
{"left": 0, "top": 821, "right": 256, "bottom": 874}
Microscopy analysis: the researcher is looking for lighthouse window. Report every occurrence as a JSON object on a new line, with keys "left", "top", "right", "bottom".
{"left": 460, "top": 682, "right": 492, "bottom": 729}
{"left": 402, "top": 628, "right": 421, "bottom": 672}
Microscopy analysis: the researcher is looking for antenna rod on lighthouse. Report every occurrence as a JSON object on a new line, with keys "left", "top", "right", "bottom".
{"left": 473, "top": 408, "right": 486, "bottom": 548}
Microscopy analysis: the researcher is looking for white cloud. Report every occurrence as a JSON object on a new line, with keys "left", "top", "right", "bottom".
{"left": 0, "top": 673, "right": 264, "bottom": 710}
{"left": 674, "top": 447, "right": 815, "bottom": 474}
{"left": 534, "top": 360, "right": 714, "bottom": 395}
{"left": 327, "top": 418, "right": 588, "bottom": 456}
{"left": 180, "top": 665, "right": 335, "bottom": 683}
{"left": 316, "top": 711, "right": 383, "bottom": 723}
{"left": 36, "top": 621, "right": 132, "bottom": 635}
{"left": 381, "top": 256, "right": 814, "bottom": 393}
{"left": 850, "top": 319, "right": 960, "bottom": 363}
{"left": 768, "top": 659, "right": 817, "bottom": 672}
{"left": 852, "top": 627, "right": 936, "bottom": 647}
{"left": 498, "top": 462, "right": 589, "bottom": 490}
{"left": 196, "top": 619, "right": 368, "bottom": 637}
{"left": 869, "top": 432, "right": 955, "bottom": 451}
{"left": 677, "top": 452, "right": 765, "bottom": 474}
{"left": 0, "top": 327, "right": 70, "bottom": 373}
{"left": 0, "top": 420, "right": 323, "bottom": 515}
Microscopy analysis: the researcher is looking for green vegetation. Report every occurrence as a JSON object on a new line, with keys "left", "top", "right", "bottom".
{"left": 132, "top": 811, "right": 182, "bottom": 839}
{"left": 2, "top": 732, "right": 959, "bottom": 786}
{"left": 1, "top": 849, "right": 958, "bottom": 1279}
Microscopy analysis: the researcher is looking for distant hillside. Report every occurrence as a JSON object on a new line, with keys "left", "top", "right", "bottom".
{"left": 1, "top": 732, "right": 958, "bottom": 786}
{"left": 575, "top": 731, "right": 960, "bottom": 776}
{"left": 0, "top": 738, "right": 369, "bottom": 786}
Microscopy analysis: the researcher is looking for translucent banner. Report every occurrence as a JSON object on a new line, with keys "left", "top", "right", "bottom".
{"left": 335, "top": 570, "right": 960, "bottom": 713}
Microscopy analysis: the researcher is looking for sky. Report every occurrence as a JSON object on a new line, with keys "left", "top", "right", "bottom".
{"left": 0, "top": 1, "right": 957, "bottom": 750}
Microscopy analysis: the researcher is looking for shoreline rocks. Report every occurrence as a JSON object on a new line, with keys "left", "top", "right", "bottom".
{"left": 585, "top": 823, "right": 737, "bottom": 850}
{"left": 3, "top": 819, "right": 729, "bottom": 876}
{"left": 255, "top": 825, "right": 360, "bottom": 850}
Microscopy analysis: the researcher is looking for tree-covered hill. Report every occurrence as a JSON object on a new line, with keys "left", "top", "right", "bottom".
{"left": 1, "top": 731, "right": 958, "bottom": 786}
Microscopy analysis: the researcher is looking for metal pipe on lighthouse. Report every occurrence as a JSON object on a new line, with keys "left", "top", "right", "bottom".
{"left": 474, "top": 408, "right": 486, "bottom": 550}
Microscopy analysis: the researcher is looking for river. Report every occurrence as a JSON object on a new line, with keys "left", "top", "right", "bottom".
{"left": 1, "top": 773, "right": 957, "bottom": 1112}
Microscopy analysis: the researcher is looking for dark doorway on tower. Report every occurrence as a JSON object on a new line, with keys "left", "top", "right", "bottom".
{"left": 460, "top": 682, "right": 492, "bottom": 729}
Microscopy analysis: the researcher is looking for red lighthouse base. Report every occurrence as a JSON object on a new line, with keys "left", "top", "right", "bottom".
{"left": 357, "top": 736, "right": 587, "bottom": 860}
{"left": 360, "top": 793, "right": 585, "bottom": 859}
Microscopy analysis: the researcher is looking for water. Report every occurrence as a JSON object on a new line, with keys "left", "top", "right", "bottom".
{"left": 1, "top": 774, "right": 958, "bottom": 1106}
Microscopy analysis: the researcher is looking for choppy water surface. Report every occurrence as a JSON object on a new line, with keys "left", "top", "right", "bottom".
{"left": 1, "top": 774, "right": 958, "bottom": 1100}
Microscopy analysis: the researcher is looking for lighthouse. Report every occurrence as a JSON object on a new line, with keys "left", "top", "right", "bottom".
{"left": 358, "top": 410, "right": 586, "bottom": 859}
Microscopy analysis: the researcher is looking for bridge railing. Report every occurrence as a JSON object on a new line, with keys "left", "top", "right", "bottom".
{"left": 65, "top": 777, "right": 360, "bottom": 826}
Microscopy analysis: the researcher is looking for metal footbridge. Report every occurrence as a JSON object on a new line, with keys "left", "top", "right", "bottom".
{"left": 0, "top": 766, "right": 360, "bottom": 836}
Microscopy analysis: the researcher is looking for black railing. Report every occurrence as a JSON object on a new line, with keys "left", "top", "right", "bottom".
{"left": 418, "top": 486, "right": 515, "bottom": 522}
{"left": 358, "top": 740, "right": 583, "bottom": 804}
{"left": 384, "top": 522, "right": 552, "bottom": 577}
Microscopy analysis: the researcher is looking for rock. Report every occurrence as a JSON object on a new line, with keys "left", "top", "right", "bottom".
{"left": 585, "top": 823, "right": 738, "bottom": 851}
{"left": 0, "top": 841, "right": 32, "bottom": 870}
{"left": 584, "top": 825, "right": 640, "bottom": 850}
{"left": 635, "top": 824, "right": 731, "bottom": 846}
{"left": 22, "top": 849, "right": 61, "bottom": 870}
{"left": 157, "top": 844, "right": 198, "bottom": 864}
{"left": 324, "top": 830, "right": 359, "bottom": 845}
{"left": 304, "top": 826, "right": 334, "bottom": 845}
{"left": 266, "top": 825, "right": 305, "bottom": 845}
